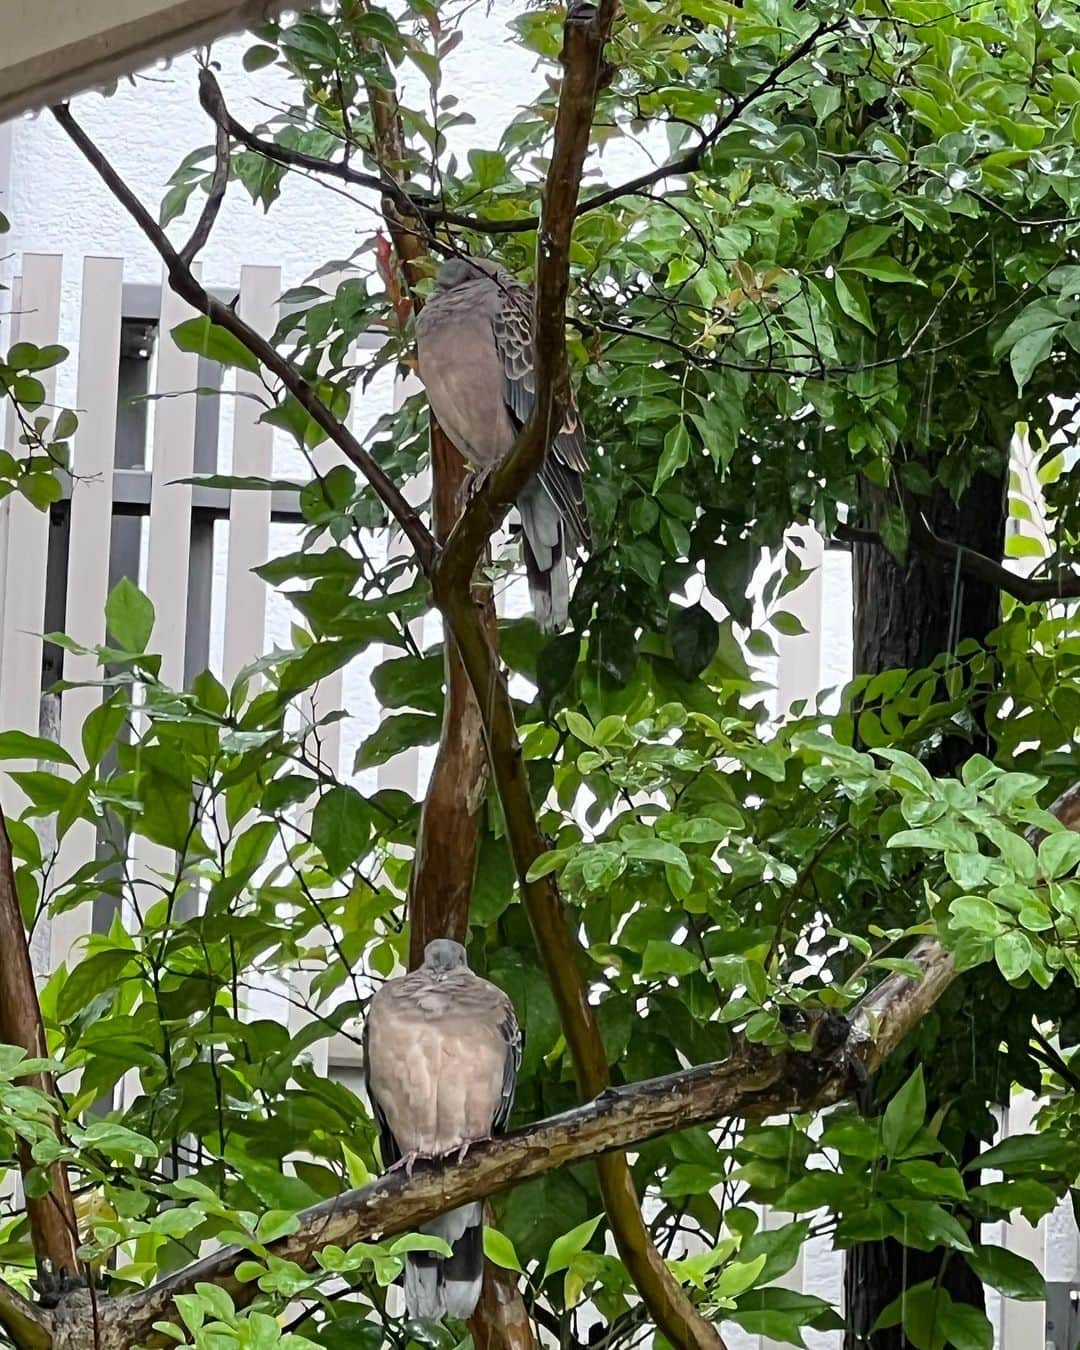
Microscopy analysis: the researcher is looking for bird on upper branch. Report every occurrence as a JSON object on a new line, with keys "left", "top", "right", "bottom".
{"left": 363, "top": 938, "right": 521, "bottom": 1321}
{"left": 414, "top": 255, "right": 590, "bottom": 632}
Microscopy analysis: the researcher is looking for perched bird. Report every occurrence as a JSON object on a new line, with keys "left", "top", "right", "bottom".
{"left": 363, "top": 938, "right": 521, "bottom": 1321}
{"left": 414, "top": 255, "right": 590, "bottom": 631}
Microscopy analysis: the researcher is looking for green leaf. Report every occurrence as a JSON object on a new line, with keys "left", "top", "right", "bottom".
{"left": 543, "top": 1215, "right": 602, "bottom": 1280}
{"left": 714, "top": 1254, "right": 766, "bottom": 1299}
{"left": 806, "top": 209, "right": 848, "bottom": 260}
{"left": 354, "top": 712, "right": 441, "bottom": 770}
{"left": 1009, "top": 326, "right": 1058, "bottom": 394}
{"left": 468, "top": 149, "right": 508, "bottom": 189}
{"left": 243, "top": 43, "right": 279, "bottom": 71}
{"left": 483, "top": 1227, "right": 524, "bottom": 1273}
{"left": 8, "top": 342, "right": 68, "bottom": 372}
{"left": 882, "top": 1066, "right": 925, "bottom": 1159}
{"left": 171, "top": 317, "right": 260, "bottom": 373}
{"left": 1038, "top": 830, "right": 1080, "bottom": 880}
{"left": 311, "top": 785, "right": 371, "bottom": 873}
{"left": 81, "top": 695, "right": 127, "bottom": 769}
{"left": 834, "top": 272, "right": 874, "bottom": 332}
{"left": 0, "top": 730, "right": 75, "bottom": 767}
{"left": 105, "top": 577, "right": 155, "bottom": 653}
{"left": 704, "top": 537, "right": 756, "bottom": 628}
{"left": 79, "top": 1121, "right": 159, "bottom": 1158}
{"left": 654, "top": 421, "right": 691, "bottom": 491}
{"left": 994, "top": 930, "right": 1033, "bottom": 981}
{"left": 844, "top": 257, "right": 923, "bottom": 285}
{"left": 670, "top": 603, "right": 719, "bottom": 680}
{"left": 640, "top": 940, "right": 701, "bottom": 979}
{"left": 965, "top": 1243, "right": 1044, "bottom": 1300}
{"left": 942, "top": 1303, "right": 993, "bottom": 1350}
{"left": 840, "top": 225, "right": 895, "bottom": 261}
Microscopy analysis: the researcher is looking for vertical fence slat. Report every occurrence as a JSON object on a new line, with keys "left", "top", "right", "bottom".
{"left": 50, "top": 256, "right": 124, "bottom": 970}
{"left": 758, "top": 1205, "right": 806, "bottom": 1350}
{"left": 222, "top": 265, "right": 279, "bottom": 686}
{"left": 0, "top": 274, "right": 19, "bottom": 684}
{"left": 132, "top": 270, "right": 202, "bottom": 892}
{"left": 0, "top": 255, "right": 62, "bottom": 740}
{"left": 1002, "top": 1092, "right": 1048, "bottom": 1347}
{"left": 775, "top": 525, "right": 824, "bottom": 713}
{"left": 146, "top": 266, "right": 201, "bottom": 690}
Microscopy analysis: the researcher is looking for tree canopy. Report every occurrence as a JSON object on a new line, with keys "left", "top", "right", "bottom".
{"left": 3, "top": 3, "right": 1080, "bottom": 1350}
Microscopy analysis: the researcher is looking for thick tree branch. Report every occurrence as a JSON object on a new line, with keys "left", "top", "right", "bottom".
{"left": 428, "top": 6, "right": 723, "bottom": 1348}
{"left": 0, "top": 806, "right": 81, "bottom": 1281}
{"left": 349, "top": 29, "right": 530, "bottom": 1347}
{"left": 50, "top": 101, "right": 436, "bottom": 575}
{"left": 0, "top": 1277, "right": 52, "bottom": 1350}
{"left": 836, "top": 515, "right": 1080, "bottom": 604}
{"left": 118, "top": 931, "right": 951, "bottom": 1345}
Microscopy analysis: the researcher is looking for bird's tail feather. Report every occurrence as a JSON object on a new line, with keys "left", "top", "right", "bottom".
{"left": 518, "top": 478, "right": 570, "bottom": 633}
{"left": 404, "top": 1201, "right": 483, "bottom": 1322}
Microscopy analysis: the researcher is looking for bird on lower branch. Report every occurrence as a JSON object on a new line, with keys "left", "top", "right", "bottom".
{"left": 362, "top": 938, "right": 522, "bottom": 1320}
{"left": 414, "top": 255, "right": 591, "bottom": 632}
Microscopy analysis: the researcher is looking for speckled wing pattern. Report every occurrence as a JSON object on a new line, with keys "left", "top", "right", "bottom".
{"left": 491, "top": 273, "right": 591, "bottom": 551}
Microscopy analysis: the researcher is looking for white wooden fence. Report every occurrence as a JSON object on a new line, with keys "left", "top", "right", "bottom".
{"left": 0, "top": 252, "right": 1075, "bottom": 1349}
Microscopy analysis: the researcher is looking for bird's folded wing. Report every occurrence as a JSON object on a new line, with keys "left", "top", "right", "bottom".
{"left": 491, "top": 280, "right": 591, "bottom": 546}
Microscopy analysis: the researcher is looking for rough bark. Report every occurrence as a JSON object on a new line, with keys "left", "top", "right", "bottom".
{"left": 112, "top": 936, "right": 959, "bottom": 1350}
{"left": 406, "top": 423, "right": 494, "bottom": 969}
{"left": 0, "top": 805, "right": 81, "bottom": 1280}
{"left": 846, "top": 467, "right": 1007, "bottom": 1349}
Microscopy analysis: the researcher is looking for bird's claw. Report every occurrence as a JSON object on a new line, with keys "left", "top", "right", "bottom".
{"left": 388, "top": 1150, "right": 426, "bottom": 1178}
{"left": 455, "top": 1135, "right": 492, "bottom": 1164}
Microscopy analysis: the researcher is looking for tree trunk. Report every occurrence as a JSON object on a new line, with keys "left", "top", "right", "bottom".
{"left": 406, "top": 421, "right": 494, "bottom": 968}
{"left": 845, "top": 467, "right": 1006, "bottom": 1349}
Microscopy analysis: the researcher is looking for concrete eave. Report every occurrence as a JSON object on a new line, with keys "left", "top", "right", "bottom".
{"left": 0, "top": 0, "right": 290, "bottom": 122}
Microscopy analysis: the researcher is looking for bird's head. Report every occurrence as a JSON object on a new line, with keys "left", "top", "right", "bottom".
{"left": 433, "top": 255, "right": 502, "bottom": 291}
{"left": 423, "top": 938, "right": 468, "bottom": 977}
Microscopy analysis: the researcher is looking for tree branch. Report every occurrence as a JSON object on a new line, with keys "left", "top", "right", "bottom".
{"left": 50, "top": 101, "right": 437, "bottom": 576}
{"left": 835, "top": 515, "right": 1080, "bottom": 604}
{"left": 0, "top": 805, "right": 81, "bottom": 1281}
{"left": 0, "top": 1277, "right": 52, "bottom": 1350}
{"left": 118, "top": 931, "right": 951, "bottom": 1346}
{"left": 433, "top": 0, "right": 615, "bottom": 603}
{"left": 196, "top": 18, "right": 843, "bottom": 241}
{"left": 427, "top": 5, "right": 724, "bottom": 1348}
{"left": 180, "top": 93, "right": 229, "bottom": 266}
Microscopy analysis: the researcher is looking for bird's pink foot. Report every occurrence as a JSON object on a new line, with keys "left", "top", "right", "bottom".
{"left": 454, "top": 1135, "right": 492, "bottom": 1164}
{"left": 388, "top": 1150, "right": 426, "bottom": 1178}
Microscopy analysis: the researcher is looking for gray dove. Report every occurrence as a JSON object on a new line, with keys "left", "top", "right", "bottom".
{"left": 363, "top": 938, "right": 521, "bottom": 1321}
{"left": 414, "top": 255, "right": 590, "bottom": 631}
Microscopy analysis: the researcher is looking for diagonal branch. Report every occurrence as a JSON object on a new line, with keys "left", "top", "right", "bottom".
{"left": 434, "top": 0, "right": 617, "bottom": 602}
{"left": 50, "top": 101, "right": 436, "bottom": 575}
{"left": 118, "top": 930, "right": 954, "bottom": 1346}
{"left": 427, "top": 5, "right": 724, "bottom": 1348}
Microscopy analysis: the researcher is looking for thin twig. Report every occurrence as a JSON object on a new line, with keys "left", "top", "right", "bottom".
{"left": 180, "top": 110, "right": 229, "bottom": 266}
